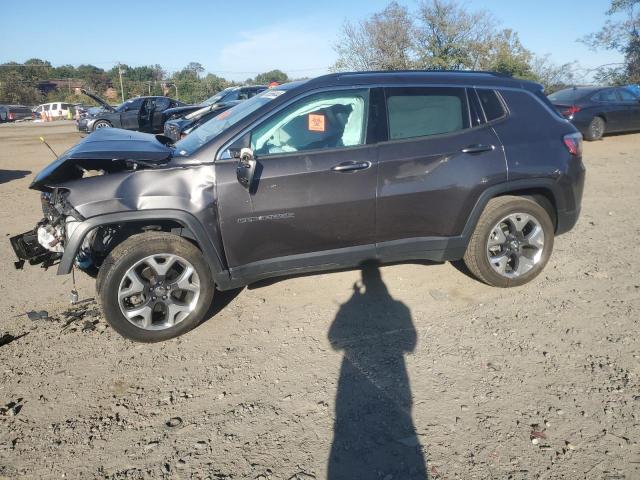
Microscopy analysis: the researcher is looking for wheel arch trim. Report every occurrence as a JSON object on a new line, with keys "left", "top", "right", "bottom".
{"left": 57, "top": 209, "right": 230, "bottom": 286}
{"left": 461, "top": 179, "right": 564, "bottom": 240}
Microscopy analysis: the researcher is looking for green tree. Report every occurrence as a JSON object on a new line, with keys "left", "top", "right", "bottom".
{"left": 414, "top": 0, "right": 495, "bottom": 70}
{"left": 481, "top": 29, "right": 535, "bottom": 79}
{"left": 333, "top": 2, "right": 414, "bottom": 71}
{"left": 253, "top": 69, "right": 289, "bottom": 84}
{"left": 582, "top": 0, "right": 640, "bottom": 84}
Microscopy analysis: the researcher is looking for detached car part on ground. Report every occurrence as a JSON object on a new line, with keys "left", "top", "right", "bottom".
{"left": 76, "top": 89, "right": 184, "bottom": 134}
{"left": 549, "top": 86, "right": 640, "bottom": 141}
{"left": 10, "top": 71, "right": 585, "bottom": 342}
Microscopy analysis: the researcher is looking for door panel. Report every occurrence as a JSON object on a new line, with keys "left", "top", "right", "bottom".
{"left": 376, "top": 127, "right": 505, "bottom": 242}
{"left": 152, "top": 97, "right": 171, "bottom": 132}
{"left": 616, "top": 89, "right": 640, "bottom": 130}
{"left": 216, "top": 87, "right": 377, "bottom": 274}
{"left": 376, "top": 86, "right": 507, "bottom": 245}
{"left": 216, "top": 146, "right": 378, "bottom": 271}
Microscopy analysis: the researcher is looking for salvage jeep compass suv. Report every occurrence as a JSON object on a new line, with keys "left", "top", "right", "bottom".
{"left": 11, "top": 71, "right": 585, "bottom": 342}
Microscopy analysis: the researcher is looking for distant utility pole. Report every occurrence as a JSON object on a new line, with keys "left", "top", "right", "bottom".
{"left": 148, "top": 81, "right": 151, "bottom": 95}
{"left": 118, "top": 63, "right": 125, "bottom": 102}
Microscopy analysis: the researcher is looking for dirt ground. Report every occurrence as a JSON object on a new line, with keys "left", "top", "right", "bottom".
{"left": 0, "top": 121, "right": 638, "bottom": 480}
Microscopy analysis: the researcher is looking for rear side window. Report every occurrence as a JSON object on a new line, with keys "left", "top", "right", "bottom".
{"left": 593, "top": 90, "right": 617, "bottom": 103}
{"left": 476, "top": 89, "right": 505, "bottom": 121}
{"left": 385, "top": 87, "right": 468, "bottom": 140}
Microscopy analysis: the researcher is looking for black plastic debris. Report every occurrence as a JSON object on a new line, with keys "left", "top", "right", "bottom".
{"left": 166, "top": 417, "right": 183, "bottom": 428}
{"left": 0, "top": 398, "right": 24, "bottom": 417}
{"left": 0, "top": 332, "right": 28, "bottom": 347}
{"left": 26, "top": 310, "right": 49, "bottom": 321}
{"left": 60, "top": 299, "right": 102, "bottom": 333}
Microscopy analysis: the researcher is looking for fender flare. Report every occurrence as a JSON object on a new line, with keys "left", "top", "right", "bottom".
{"left": 461, "top": 178, "right": 564, "bottom": 240}
{"left": 57, "top": 209, "right": 231, "bottom": 287}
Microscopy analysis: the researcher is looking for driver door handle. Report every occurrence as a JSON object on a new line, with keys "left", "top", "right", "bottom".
{"left": 461, "top": 144, "right": 495, "bottom": 154}
{"left": 331, "top": 161, "right": 372, "bottom": 172}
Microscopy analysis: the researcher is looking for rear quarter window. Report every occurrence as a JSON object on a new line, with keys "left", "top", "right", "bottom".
{"left": 476, "top": 89, "right": 506, "bottom": 121}
{"left": 385, "top": 87, "right": 469, "bottom": 140}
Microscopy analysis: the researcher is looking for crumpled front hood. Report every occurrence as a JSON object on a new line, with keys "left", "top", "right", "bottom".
{"left": 30, "top": 128, "right": 173, "bottom": 190}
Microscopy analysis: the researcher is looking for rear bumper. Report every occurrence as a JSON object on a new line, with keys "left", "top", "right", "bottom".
{"left": 9, "top": 229, "right": 61, "bottom": 269}
{"left": 556, "top": 157, "right": 586, "bottom": 235}
{"left": 76, "top": 120, "right": 90, "bottom": 132}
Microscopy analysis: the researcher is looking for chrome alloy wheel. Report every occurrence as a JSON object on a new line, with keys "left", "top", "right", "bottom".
{"left": 486, "top": 212, "right": 545, "bottom": 278}
{"left": 118, "top": 254, "right": 200, "bottom": 330}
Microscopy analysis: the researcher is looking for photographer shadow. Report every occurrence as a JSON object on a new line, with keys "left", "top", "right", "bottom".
{"left": 328, "top": 263, "right": 428, "bottom": 480}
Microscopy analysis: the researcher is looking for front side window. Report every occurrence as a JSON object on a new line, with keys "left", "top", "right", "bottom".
{"left": 250, "top": 89, "right": 369, "bottom": 157}
{"left": 618, "top": 88, "right": 637, "bottom": 101}
{"left": 594, "top": 90, "right": 618, "bottom": 103}
{"left": 386, "top": 87, "right": 468, "bottom": 140}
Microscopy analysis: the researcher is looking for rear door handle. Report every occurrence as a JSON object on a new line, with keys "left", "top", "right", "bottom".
{"left": 461, "top": 144, "right": 495, "bottom": 154}
{"left": 331, "top": 161, "right": 372, "bottom": 172}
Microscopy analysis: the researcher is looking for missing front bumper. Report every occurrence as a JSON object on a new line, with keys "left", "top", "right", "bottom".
{"left": 9, "top": 229, "right": 61, "bottom": 270}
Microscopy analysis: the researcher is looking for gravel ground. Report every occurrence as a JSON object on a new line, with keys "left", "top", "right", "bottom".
{"left": 0, "top": 121, "right": 638, "bottom": 479}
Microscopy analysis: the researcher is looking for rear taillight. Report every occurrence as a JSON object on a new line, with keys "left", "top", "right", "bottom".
{"left": 563, "top": 132, "right": 583, "bottom": 156}
{"left": 8, "top": 112, "right": 14, "bottom": 120}
{"left": 561, "top": 105, "right": 581, "bottom": 117}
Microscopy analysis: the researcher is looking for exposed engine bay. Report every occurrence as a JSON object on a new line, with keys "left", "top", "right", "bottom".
{"left": 11, "top": 188, "right": 83, "bottom": 269}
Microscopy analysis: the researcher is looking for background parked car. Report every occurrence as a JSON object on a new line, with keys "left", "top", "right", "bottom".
{"left": 33, "top": 102, "right": 73, "bottom": 120}
{"left": 162, "top": 85, "right": 267, "bottom": 121}
{"left": 0, "top": 105, "right": 34, "bottom": 122}
{"left": 548, "top": 86, "right": 640, "bottom": 140}
{"left": 77, "top": 89, "right": 184, "bottom": 133}
{"left": 163, "top": 101, "right": 240, "bottom": 141}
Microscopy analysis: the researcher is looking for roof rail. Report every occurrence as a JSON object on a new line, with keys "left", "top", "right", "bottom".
{"left": 334, "top": 69, "right": 513, "bottom": 78}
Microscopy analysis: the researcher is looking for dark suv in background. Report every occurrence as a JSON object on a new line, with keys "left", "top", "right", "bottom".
{"left": 0, "top": 105, "right": 33, "bottom": 122}
{"left": 11, "top": 71, "right": 585, "bottom": 342}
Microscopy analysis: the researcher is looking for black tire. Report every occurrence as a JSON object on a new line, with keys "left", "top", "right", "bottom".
{"left": 92, "top": 120, "right": 112, "bottom": 131}
{"left": 463, "top": 196, "right": 554, "bottom": 288}
{"left": 584, "top": 116, "right": 605, "bottom": 141}
{"left": 96, "top": 232, "right": 215, "bottom": 342}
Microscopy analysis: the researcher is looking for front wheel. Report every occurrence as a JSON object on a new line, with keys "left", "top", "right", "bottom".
{"left": 93, "top": 120, "right": 112, "bottom": 131}
{"left": 97, "top": 232, "right": 215, "bottom": 342}
{"left": 463, "top": 196, "right": 554, "bottom": 287}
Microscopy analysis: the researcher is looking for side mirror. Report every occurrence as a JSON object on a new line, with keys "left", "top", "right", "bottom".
{"left": 236, "top": 148, "right": 256, "bottom": 190}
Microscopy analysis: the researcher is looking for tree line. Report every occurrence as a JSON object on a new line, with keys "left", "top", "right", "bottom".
{"left": 1, "top": 0, "right": 637, "bottom": 106}
{"left": 0, "top": 60, "right": 290, "bottom": 106}
{"left": 332, "top": 0, "right": 639, "bottom": 89}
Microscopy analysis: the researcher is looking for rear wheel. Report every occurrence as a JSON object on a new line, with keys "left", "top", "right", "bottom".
{"left": 584, "top": 116, "right": 605, "bottom": 141}
{"left": 97, "top": 232, "right": 215, "bottom": 342}
{"left": 463, "top": 196, "right": 554, "bottom": 287}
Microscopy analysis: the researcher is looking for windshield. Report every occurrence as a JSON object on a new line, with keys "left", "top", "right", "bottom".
{"left": 202, "top": 88, "right": 236, "bottom": 106}
{"left": 548, "top": 88, "right": 589, "bottom": 103}
{"left": 174, "top": 89, "right": 286, "bottom": 156}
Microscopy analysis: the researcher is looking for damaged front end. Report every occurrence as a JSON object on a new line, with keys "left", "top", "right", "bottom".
{"left": 10, "top": 128, "right": 175, "bottom": 272}
{"left": 10, "top": 188, "right": 84, "bottom": 270}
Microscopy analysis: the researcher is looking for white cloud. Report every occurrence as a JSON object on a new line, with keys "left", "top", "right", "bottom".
{"left": 215, "top": 21, "right": 337, "bottom": 80}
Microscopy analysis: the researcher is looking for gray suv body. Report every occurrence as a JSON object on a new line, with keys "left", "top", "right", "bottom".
{"left": 10, "top": 71, "right": 585, "bottom": 341}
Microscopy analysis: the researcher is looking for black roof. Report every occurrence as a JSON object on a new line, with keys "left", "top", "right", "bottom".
{"left": 301, "top": 70, "right": 543, "bottom": 92}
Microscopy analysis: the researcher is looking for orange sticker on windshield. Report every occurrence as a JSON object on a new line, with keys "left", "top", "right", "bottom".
{"left": 217, "top": 110, "right": 231, "bottom": 120}
{"left": 308, "top": 113, "right": 325, "bottom": 132}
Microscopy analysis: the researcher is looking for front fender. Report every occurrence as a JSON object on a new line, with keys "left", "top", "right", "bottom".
{"left": 58, "top": 209, "right": 231, "bottom": 288}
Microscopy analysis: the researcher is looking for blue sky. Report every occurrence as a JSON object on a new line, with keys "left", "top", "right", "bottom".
{"left": 0, "top": 0, "right": 623, "bottom": 81}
